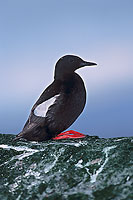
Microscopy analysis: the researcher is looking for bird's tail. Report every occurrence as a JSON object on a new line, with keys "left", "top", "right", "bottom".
{"left": 13, "top": 124, "right": 52, "bottom": 142}
{"left": 13, "top": 132, "right": 24, "bottom": 141}
{"left": 13, "top": 122, "right": 42, "bottom": 141}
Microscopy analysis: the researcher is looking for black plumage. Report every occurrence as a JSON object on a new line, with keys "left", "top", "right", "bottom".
{"left": 15, "top": 55, "right": 97, "bottom": 141}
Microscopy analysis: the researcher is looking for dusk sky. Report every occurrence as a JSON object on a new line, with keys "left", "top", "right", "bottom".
{"left": 0, "top": 0, "right": 133, "bottom": 138}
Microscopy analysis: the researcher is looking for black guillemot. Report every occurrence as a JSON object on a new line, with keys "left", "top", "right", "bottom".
{"left": 15, "top": 55, "right": 97, "bottom": 141}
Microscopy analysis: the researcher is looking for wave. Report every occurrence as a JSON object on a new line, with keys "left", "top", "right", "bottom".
{"left": 0, "top": 134, "right": 132, "bottom": 200}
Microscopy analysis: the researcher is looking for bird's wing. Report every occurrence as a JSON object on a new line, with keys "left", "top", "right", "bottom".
{"left": 22, "top": 80, "right": 61, "bottom": 131}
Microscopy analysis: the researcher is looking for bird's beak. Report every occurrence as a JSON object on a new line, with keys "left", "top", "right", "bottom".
{"left": 80, "top": 61, "right": 97, "bottom": 68}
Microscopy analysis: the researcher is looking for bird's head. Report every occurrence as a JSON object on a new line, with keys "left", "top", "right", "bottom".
{"left": 54, "top": 55, "right": 97, "bottom": 80}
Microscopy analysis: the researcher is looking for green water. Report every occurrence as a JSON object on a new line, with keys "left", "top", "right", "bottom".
{"left": 0, "top": 134, "right": 133, "bottom": 200}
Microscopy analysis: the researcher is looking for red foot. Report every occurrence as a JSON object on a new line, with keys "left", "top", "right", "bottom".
{"left": 53, "top": 130, "right": 86, "bottom": 140}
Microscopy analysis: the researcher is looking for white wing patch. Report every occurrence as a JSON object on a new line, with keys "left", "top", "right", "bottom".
{"left": 34, "top": 94, "right": 60, "bottom": 117}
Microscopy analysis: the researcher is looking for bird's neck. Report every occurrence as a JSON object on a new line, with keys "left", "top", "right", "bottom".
{"left": 54, "top": 72, "right": 77, "bottom": 82}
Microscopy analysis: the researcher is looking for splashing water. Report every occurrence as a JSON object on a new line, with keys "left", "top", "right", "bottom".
{"left": 0, "top": 134, "right": 132, "bottom": 200}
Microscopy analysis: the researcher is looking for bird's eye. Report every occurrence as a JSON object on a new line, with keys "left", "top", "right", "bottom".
{"left": 69, "top": 58, "right": 74, "bottom": 63}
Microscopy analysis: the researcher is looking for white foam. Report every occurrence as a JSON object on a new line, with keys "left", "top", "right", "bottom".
{"left": 75, "top": 159, "right": 83, "bottom": 168}
{"left": 44, "top": 156, "right": 58, "bottom": 173}
{"left": 90, "top": 146, "right": 116, "bottom": 183}
{"left": 0, "top": 144, "right": 38, "bottom": 152}
{"left": 75, "top": 146, "right": 117, "bottom": 184}
{"left": 24, "top": 170, "right": 40, "bottom": 178}
{"left": 43, "top": 148, "right": 65, "bottom": 174}
{"left": 0, "top": 144, "right": 41, "bottom": 164}
{"left": 114, "top": 138, "right": 126, "bottom": 142}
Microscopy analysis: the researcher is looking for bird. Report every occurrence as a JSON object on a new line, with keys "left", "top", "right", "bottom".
{"left": 15, "top": 55, "right": 97, "bottom": 142}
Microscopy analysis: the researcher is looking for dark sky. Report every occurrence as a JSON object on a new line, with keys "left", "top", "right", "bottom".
{"left": 0, "top": 0, "right": 133, "bottom": 138}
